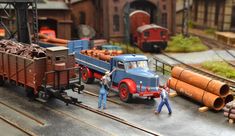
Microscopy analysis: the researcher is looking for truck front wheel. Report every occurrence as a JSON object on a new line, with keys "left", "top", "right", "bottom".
{"left": 119, "top": 83, "right": 132, "bottom": 102}
{"left": 81, "top": 68, "right": 94, "bottom": 84}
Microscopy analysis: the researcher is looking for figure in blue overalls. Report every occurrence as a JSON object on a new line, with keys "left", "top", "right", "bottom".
{"left": 155, "top": 78, "right": 172, "bottom": 115}
{"left": 98, "top": 81, "right": 107, "bottom": 109}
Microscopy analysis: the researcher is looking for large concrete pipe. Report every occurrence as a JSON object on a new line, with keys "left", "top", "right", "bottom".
{"left": 170, "top": 78, "right": 224, "bottom": 111}
{"left": 223, "top": 93, "right": 234, "bottom": 104}
{"left": 171, "top": 66, "right": 229, "bottom": 97}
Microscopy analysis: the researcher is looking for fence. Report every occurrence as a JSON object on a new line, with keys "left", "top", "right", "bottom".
{"left": 153, "top": 57, "right": 173, "bottom": 75}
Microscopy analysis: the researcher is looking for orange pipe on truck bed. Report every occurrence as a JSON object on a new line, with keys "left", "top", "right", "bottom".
{"left": 171, "top": 66, "right": 229, "bottom": 97}
{"left": 170, "top": 78, "right": 224, "bottom": 111}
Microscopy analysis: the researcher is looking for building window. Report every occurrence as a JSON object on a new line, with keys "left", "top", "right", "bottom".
{"left": 214, "top": 0, "right": 220, "bottom": 25}
{"left": 113, "top": 14, "right": 120, "bottom": 32}
{"left": 163, "top": 5, "right": 166, "bottom": 10}
{"left": 114, "top": 6, "right": 118, "bottom": 12}
{"left": 232, "top": 6, "right": 235, "bottom": 28}
{"left": 194, "top": 0, "right": 198, "bottom": 21}
{"left": 79, "top": 12, "right": 86, "bottom": 24}
{"left": 162, "top": 13, "right": 167, "bottom": 27}
{"left": 204, "top": 0, "right": 209, "bottom": 23}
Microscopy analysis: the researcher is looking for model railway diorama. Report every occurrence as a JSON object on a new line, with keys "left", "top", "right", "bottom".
{"left": 0, "top": 0, "right": 235, "bottom": 136}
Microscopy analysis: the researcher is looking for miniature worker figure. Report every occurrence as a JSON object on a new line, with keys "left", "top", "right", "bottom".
{"left": 98, "top": 79, "right": 107, "bottom": 109}
{"left": 101, "top": 71, "right": 112, "bottom": 91}
{"left": 101, "top": 68, "right": 116, "bottom": 91}
{"left": 98, "top": 69, "right": 116, "bottom": 109}
{"left": 155, "top": 78, "right": 172, "bottom": 115}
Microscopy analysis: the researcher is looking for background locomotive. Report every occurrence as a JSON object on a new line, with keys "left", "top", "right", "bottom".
{"left": 130, "top": 10, "right": 169, "bottom": 52}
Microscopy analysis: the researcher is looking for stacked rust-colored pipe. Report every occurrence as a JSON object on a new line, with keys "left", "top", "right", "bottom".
{"left": 0, "top": 40, "right": 46, "bottom": 59}
{"left": 169, "top": 66, "right": 233, "bottom": 111}
{"left": 38, "top": 33, "right": 68, "bottom": 46}
{"left": 80, "top": 49, "right": 122, "bottom": 62}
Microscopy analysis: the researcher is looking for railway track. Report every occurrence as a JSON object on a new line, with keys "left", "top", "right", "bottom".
{"left": 83, "top": 90, "right": 123, "bottom": 106}
{"left": 160, "top": 52, "right": 235, "bottom": 89}
{"left": 0, "top": 115, "right": 37, "bottom": 136}
{"left": 73, "top": 102, "right": 160, "bottom": 136}
{"left": 0, "top": 101, "right": 45, "bottom": 126}
{"left": 192, "top": 32, "right": 235, "bottom": 67}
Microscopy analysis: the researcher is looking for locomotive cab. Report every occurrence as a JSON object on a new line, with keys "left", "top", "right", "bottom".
{"left": 136, "top": 24, "right": 169, "bottom": 52}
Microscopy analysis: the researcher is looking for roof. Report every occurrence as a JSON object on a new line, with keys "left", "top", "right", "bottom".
{"left": 113, "top": 54, "right": 148, "bottom": 62}
{"left": 71, "top": 0, "right": 84, "bottom": 4}
{"left": 37, "top": 0, "right": 69, "bottom": 10}
{"left": 0, "top": 0, "right": 69, "bottom": 10}
{"left": 137, "top": 24, "right": 167, "bottom": 33}
{"left": 129, "top": 10, "right": 150, "bottom": 17}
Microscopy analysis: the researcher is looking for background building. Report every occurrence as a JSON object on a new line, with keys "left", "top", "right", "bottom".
{"left": 0, "top": 0, "right": 72, "bottom": 39}
{"left": 71, "top": 0, "right": 176, "bottom": 42}
{"left": 191, "top": 0, "right": 235, "bottom": 32}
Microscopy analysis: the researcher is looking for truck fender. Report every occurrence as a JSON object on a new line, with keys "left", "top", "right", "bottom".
{"left": 118, "top": 79, "right": 137, "bottom": 94}
{"left": 82, "top": 67, "right": 93, "bottom": 78}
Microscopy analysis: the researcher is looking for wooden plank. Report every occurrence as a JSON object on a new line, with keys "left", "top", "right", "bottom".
{"left": 229, "top": 119, "right": 234, "bottom": 124}
{"left": 169, "top": 92, "right": 178, "bottom": 98}
{"left": 198, "top": 106, "right": 209, "bottom": 112}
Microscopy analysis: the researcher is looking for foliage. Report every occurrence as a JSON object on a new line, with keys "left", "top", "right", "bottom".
{"left": 166, "top": 34, "right": 208, "bottom": 53}
{"left": 202, "top": 61, "right": 235, "bottom": 79}
{"left": 188, "top": 20, "right": 196, "bottom": 28}
{"left": 204, "top": 28, "right": 216, "bottom": 35}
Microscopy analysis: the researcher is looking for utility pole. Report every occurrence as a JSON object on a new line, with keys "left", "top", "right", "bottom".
{"left": 182, "top": 0, "right": 190, "bottom": 37}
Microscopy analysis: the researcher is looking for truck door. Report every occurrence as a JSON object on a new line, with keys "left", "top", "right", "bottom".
{"left": 112, "top": 61, "right": 126, "bottom": 86}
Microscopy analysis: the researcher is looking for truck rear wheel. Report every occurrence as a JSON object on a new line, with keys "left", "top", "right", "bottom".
{"left": 81, "top": 68, "right": 94, "bottom": 84}
{"left": 119, "top": 83, "right": 132, "bottom": 102}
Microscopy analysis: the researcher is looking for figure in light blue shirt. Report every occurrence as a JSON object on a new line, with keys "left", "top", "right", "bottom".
{"left": 98, "top": 82, "right": 107, "bottom": 109}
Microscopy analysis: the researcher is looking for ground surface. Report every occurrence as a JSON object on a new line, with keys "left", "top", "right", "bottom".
{"left": 1, "top": 49, "right": 235, "bottom": 136}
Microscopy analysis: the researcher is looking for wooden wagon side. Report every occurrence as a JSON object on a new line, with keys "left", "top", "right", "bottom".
{"left": 0, "top": 51, "right": 46, "bottom": 94}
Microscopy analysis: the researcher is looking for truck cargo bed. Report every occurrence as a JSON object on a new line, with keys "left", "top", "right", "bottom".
{"left": 75, "top": 52, "right": 110, "bottom": 73}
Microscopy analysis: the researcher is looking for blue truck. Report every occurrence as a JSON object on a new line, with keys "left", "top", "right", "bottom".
{"left": 76, "top": 52, "right": 160, "bottom": 102}
{"left": 39, "top": 40, "right": 161, "bottom": 102}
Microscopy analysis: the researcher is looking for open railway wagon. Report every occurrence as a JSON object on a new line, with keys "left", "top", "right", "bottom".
{"left": 0, "top": 40, "right": 84, "bottom": 104}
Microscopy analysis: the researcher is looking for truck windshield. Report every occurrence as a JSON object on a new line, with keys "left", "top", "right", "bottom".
{"left": 125, "top": 61, "right": 149, "bottom": 70}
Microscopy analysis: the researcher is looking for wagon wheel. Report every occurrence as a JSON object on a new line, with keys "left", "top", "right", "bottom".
{"left": 0, "top": 76, "right": 4, "bottom": 86}
{"left": 81, "top": 68, "right": 94, "bottom": 84}
{"left": 26, "top": 87, "right": 36, "bottom": 101}
{"left": 119, "top": 83, "right": 132, "bottom": 102}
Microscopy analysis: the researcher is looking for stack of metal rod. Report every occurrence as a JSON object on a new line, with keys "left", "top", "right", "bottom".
{"left": 223, "top": 100, "right": 235, "bottom": 120}
{"left": 0, "top": 40, "right": 46, "bottom": 59}
{"left": 169, "top": 66, "right": 233, "bottom": 111}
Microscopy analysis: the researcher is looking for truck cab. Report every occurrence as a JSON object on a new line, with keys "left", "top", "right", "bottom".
{"left": 110, "top": 54, "right": 160, "bottom": 102}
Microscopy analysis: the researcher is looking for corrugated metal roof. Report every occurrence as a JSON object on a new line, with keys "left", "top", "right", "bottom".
{"left": 137, "top": 24, "right": 167, "bottom": 33}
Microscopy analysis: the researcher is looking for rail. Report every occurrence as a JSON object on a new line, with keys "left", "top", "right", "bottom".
{"left": 153, "top": 56, "right": 173, "bottom": 75}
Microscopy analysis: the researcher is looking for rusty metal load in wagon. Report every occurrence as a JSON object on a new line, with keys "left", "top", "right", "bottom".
{"left": 0, "top": 40, "right": 46, "bottom": 59}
